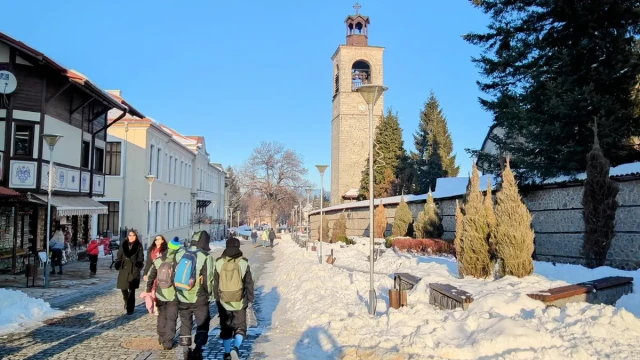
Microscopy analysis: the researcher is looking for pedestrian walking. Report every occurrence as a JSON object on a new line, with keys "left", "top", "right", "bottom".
{"left": 143, "top": 237, "right": 182, "bottom": 350}
{"left": 213, "top": 237, "right": 254, "bottom": 360}
{"left": 143, "top": 235, "right": 169, "bottom": 316}
{"left": 174, "top": 230, "right": 215, "bottom": 360}
{"left": 250, "top": 229, "right": 258, "bottom": 245}
{"left": 268, "top": 228, "right": 276, "bottom": 248}
{"left": 49, "top": 227, "right": 65, "bottom": 275}
{"left": 87, "top": 238, "right": 100, "bottom": 277}
{"left": 114, "top": 230, "right": 145, "bottom": 315}
{"left": 261, "top": 229, "right": 268, "bottom": 248}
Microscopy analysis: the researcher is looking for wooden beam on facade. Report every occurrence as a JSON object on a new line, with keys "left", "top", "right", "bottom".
{"left": 70, "top": 97, "right": 94, "bottom": 117}
{"left": 45, "top": 82, "right": 71, "bottom": 105}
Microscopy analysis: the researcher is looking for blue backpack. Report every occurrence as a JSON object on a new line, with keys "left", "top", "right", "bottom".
{"left": 174, "top": 250, "right": 199, "bottom": 291}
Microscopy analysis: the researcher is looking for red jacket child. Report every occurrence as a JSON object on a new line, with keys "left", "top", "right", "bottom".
{"left": 87, "top": 240, "right": 100, "bottom": 256}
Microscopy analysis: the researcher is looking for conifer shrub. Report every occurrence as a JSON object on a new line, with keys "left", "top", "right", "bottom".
{"left": 582, "top": 130, "right": 619, "bottom": 268}
{"left": 485, "top": 178, "right": 497, "bottom": 264}
{"left": 415, "top": 191, "right": 444, "bottom": 238}
{"left": 374, "top": 203, "right": 387, "bottom": 238}
{"left": 392, "top": 196, "right": 413, "bottom": 237}
{"left": 317, "top": 215, "right": 330, "bottom": 242}
{"left": 458, "top": 163, "right": 492, "bottom": 278}
{"left": 493, "top": 160, "right": 535, "bottom": 278}
{"left": 453, "top": 200, "right": 465, "bottom": 275}
{"left": 331, "top": 213, "right": 347, "bottom": 242}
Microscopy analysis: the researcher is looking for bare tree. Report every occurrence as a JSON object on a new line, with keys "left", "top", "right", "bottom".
{"left": 240, "top": 141, "right": 313, "bottom": 226}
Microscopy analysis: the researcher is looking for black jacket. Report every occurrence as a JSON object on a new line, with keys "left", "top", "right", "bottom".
{"left": 115, "top": 240, "right": 145, "bottom": 290}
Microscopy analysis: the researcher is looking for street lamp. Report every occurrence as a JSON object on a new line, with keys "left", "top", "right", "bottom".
{"left": 236, "top": 211, "right": 240, "bottom": 230}
{"left": 42, "top": 134, "right": 62, "bottom": 288}
{"left": 357, "top": 84, "right": 388, "bottom": 316}
{"left": 305, "top": 188, "right": 313, "bottom": 206}
{"left": 145, "top": 174, "right": 156, "bottom": 249}
{"left": 315, "top": 165, "right": 328, "bottom": 264}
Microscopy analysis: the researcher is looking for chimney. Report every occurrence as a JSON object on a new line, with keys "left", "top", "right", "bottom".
{"left": 106, "top": 90, "right": 122, "bottom": 97}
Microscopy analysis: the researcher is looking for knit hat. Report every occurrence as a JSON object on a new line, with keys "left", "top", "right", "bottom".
{"left": 168, "top": 237, "right": 181, "bottom": 250}
{"left": 226, "top": 237, "right": 241, "bottom": 249}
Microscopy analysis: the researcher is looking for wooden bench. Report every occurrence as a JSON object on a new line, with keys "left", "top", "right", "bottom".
{"left": 394, "top": 273, "right": 422, "bottom": 291}
{"left": 429, "top": 283, "right": 474, "bottom": 311}
{"left": 528, "top": 276, "right": 633, "bottom": 308}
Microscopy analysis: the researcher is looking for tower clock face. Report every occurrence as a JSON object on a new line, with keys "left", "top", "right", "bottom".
{"left": 358, "top": 103, "right": 367, "bottom": 113}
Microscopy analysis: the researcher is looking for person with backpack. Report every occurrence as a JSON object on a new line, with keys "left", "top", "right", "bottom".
{"left": 143, "top": 237, "right": 182, "bottom": 350}
{"left": 213, "top": 237, "right": 255, "bottom": 360}
{"left": 174, "top": 230, "right": 215, "bottom": 359}
{"left": 268, "top": 228, "right": 276, "bottom": 247}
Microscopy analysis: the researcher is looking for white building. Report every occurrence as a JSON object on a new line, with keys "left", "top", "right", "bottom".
{"left": 96, "top": 91, "right": 227, "bottom": 246}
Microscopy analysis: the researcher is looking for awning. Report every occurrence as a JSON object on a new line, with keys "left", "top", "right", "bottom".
{"left": 0, "top": 186, "right": 21, "bottom": 197}
{"left": 29, "top": 194, "right": 108, "bottom": 216}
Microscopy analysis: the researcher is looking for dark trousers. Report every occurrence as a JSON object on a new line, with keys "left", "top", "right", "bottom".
{"left": 50, "top": 249, "right": 63, "bottom": 273}
{"left": 121, "top": 289, "right": 136, "bottom": 314}
{"left": 89, "top": 254, "right": 98, "bottom": 274}
{"left": 217, "top": 302, "right": 247, "bottom": 340}
{"left": 178, "top": 299, "right": 210, "bottom": 347}
{"left": 157, "top": 300, "right": 179, "bottom": 347}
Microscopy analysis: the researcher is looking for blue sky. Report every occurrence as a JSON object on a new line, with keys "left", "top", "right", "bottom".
{"left": 2, "top": 0, "right": 492, "bottom": 189}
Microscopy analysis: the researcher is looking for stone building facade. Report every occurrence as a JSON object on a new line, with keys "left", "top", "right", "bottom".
{"left": 309, "top": 177, "right": 640, "bottom": 270}
{"left": 330, "top": 8, "right": 385, "bottom": 205}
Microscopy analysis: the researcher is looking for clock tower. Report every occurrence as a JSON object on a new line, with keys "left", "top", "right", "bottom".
{"left": 330, "top": 3, "right": 385, "bottom": 205}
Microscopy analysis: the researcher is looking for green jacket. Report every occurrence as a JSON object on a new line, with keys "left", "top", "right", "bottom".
{"left": 213, "top": 255, "right": 254, "bottom": 311}
{"left": 145, "top": 248, "right": 178, "bottom": 302}
{"left": 174, "top": 246, "right": 216, "bottom": 304}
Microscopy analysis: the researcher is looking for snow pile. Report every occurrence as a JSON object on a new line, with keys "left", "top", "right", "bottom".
{"left": 0, "top": 289, "right": 62, "bottom": 335}
{"left": 258, "top": 236, "right": 640, "bottom": 359}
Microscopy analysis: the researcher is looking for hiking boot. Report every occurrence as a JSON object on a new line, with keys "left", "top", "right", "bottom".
{"left": 162, "top": 343, "right": 173, "bottom": 350}
{"left": 224, "top": 353, "right": 232, "bottom": 360}
{"left": 230, "top": 346, "right": 240, "bottom": 360}
{"left": 189, "top": 347, "right": 203, "bottom": 360}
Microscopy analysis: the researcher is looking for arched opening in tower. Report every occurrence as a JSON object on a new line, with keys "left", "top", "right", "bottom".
{"left": 351, "top": 60, "right": 371, "bottom": 91}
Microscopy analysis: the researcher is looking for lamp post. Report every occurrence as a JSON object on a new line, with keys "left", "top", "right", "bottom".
{"left": 315, "top": 165, "right": 328, "bottom": 264}
{"left": 42, "top": 134, "right": 63, "bottom": 288}
{"left": 145, "top": 174, "right": 156, "bottom": 249}
{"left": 236, "top": 211, "right": 240, "bottom": 229}
{"left": 357, "top": 84, "right": 388, "bottom": 316}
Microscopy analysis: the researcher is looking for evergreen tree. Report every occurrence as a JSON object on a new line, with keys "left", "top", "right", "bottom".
{"left": 374, "top": 203, "right": 387, "bottom": 238}
{"left": 493, "top": 159, "right": 535, "bottom": 278}
{"left": 453, "top": 200, "right": 465, "bottom": 276}
{"left": 392, "top": 196, "right": 413, "bottom": 237}
{"left": 359, "top": 108, "right": 408, "bottom": 199}
{"left": 459, "top": 163, "right": 492, "bottom": 278}
{"left": 411, "top": 91, "right": 459, "bottom": 194}
{"left": 331, "top": 213, "right": 348, "bottom": 242}
{"left": 465, "top": 0, "right": 640, "bottom": 181}
{"left": 415, "top": 191, "right": 443, "bottom": 238}
{"left": 582, "top": 126, "right": 620, "bottom": 268}
{"left": 318, "top": 215, "right": 330, "bottom": 242}
{"left": 485, "top": 178, "right": 497, "bottom": 262}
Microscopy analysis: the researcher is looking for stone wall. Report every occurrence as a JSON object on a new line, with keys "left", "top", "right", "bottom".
{"left": 309, "top": 179, "right": 640, "bottom": 270}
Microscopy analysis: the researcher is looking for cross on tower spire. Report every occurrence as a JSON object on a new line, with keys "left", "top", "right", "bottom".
{"left": 353, "top": 2, "right": 362, "bottom": 14}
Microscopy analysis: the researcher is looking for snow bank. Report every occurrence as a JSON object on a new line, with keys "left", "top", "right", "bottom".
{"left": 0, "top": 289, "right": 62, "bottom": 335}
{"left": 259, "top": 236, "right": 640, "bottom": 359}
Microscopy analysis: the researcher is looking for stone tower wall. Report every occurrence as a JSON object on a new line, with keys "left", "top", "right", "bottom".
{"left": 330, "top": 45, "right": 385, "bottom": 205}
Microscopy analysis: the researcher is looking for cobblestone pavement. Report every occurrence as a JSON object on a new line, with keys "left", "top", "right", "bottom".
{"left": 0, "top": 241, "right": 275, "bottom": 360}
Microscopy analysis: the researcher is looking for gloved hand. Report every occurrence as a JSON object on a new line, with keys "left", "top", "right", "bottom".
{"left": 135, "top": 261, "right": 143, "bottom": 268}
{"left": 114, "top": 261, "right": 121, "bottom": 270}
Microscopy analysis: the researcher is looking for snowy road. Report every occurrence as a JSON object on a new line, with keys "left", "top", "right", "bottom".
{"left": 0, "top": 240, "right": 274, "bottom": 360}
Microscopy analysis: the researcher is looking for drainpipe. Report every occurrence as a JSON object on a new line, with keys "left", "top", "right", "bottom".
{"left": 121, "top": 122, "right": 129, "bottom": 232}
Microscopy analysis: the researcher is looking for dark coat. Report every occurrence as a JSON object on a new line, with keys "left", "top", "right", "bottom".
{"left": 114, "top": 240, "right": 145, "bottom": 290}
{"left": 268, "top": 230, "right": 276, "bottom": 241}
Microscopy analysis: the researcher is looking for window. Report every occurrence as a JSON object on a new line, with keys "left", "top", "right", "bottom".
{"left": 156, "top": 148, "right": 162, "bottom": 179}
{"left": 168, "top": 156, "right": 173, "bottom": 183}
{"left": 105, "top": 142, "right": 121, "bottom": 175}
{"left": 173, "top": 160, "right": 178, "bottom": 184}
{"left": 97, "top": 202, "right": 119, "bottom": 235}
{"left": 94, "top": 147, "right": 104, "bottom": 172}
{"left": 155, "top": 201, "right": 160, "bottom": 233}
{"left": 166, "top": 202, "right": 171, "bottom": 229}
{"left": 14, "top": 124, "right": 34, "bottom": 157}
{"left": 165, "top": 153, "right": 169, "bottom": 182}
{"left": 149, "top": 144, "right": 155, "bottom": 175}
{"left": 81, "top": 140, "right": 91, "bottom": 168}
